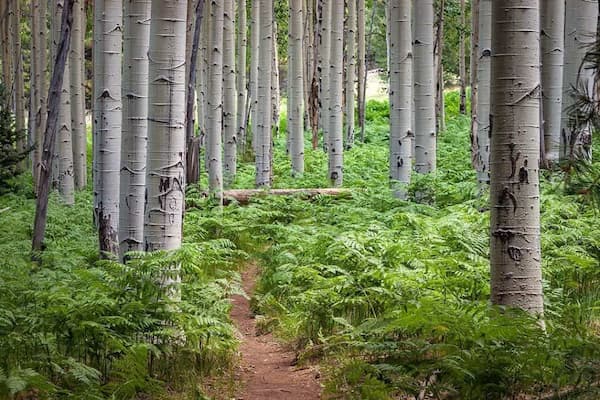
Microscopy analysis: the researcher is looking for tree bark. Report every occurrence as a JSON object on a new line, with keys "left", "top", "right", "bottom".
{"left": 434, "top": 0, "right": 445, "bottom": 132}
{"left": 197, "top": 188, "right": 353, "bottom": 205}
{"left": 32, "top": 0, "right": 75, "bottom": 253}
{"left": 490, "top": 0, "right": 544, "bottom": 315}
{"left": 31, "top": 0, "right": 48, "bottom": 190}
{"left": 70, "top": 0, "right": 86, "bottom": 189}
{"left": 249, "top": 0, "right": 260, "bottom": 153}
{"left": 93, "top": 0, "right": 122, "bottom": 256}
{"left": 540, "top": 0, "right": 565, "bottom": 167}
{"left": 207, "top": 0, "right": 224, "bottom": 201}
{"left": 272, "top": 20, "right": 281, "bottom": 139}
{"left": 289, "top": 0, "right": 305, "bottom": 176}
{"left": 318, "top": 0, "right": 332, "bottom": 152}
{"left": 458, "top": 0, "right": 467, "bottom": 115}
{"left": 389, "top": 0, "right": 412, "bottom": 199}
{"left": 328, "top": 0, "right": 344, "bottom": 187}
{"left": 474, "top": 0, "right": 491, "bottom": 185}
{"left": 223, "top": 0, "right": 237, "bottom": 186}
{"left": 413, "top": 0, "right": 436, "bottom": 174}
{"left": 10, "top": 0, "right": 26, "bottom": 171}
{"left": 236, "top": 0, "right": 248, "bottom": 152}
{"left": 470, "top": 0, "right": 479, "bottom": 172}
{"left": 255, "top": 0, "right": 273, "bottom": 187}
{"left": 357, "top": 0, "right": 366, "bottom": 142}
{"left": 144, "top": 0, "right": 188, "bottom": 252}
{"left": 119, "top": 0, "right": 151, "bottom": 260}
{"left": 345, "top": 0, "right": 357, "bottom": 149}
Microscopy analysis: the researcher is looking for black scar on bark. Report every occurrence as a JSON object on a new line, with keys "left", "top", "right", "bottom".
{"left": 519, "top": 159, "right": 529, "bottom": 184}
{"left": 507, "top": 246, "right": 522, "bottom": 261}
{"left": 98, "top": 207, "right": 117, "bottom": 257}
{"left": 499, "top": 187, "right": 518, "bottom": 213}
{"left": 492, "top": 229, "right": 514, "bottom": 242}
{"left": 508, "top": 143, "right": 521, "bottom": 179}
{"left": 330, "top": 171, "right": 338, "bottom": 181}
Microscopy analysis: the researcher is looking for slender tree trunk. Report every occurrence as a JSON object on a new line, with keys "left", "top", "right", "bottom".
{"left": 357, "top": 0, "right": 366, "bottom": 142}
{"left": 459, "top": 0, "right": 467, "bottom": 115}
{"left": 561, "top": 0, "right": 597, "bottom": 162}
{"left": 474, "top": 0, "right": 491, "bottom": 184}
{"left": 319, "top": 0, "right": 332, "bottom": 151}
{"left": 328, "top": 0, "right": 343, "bottom": 187}
{"left": 302, "top": 0, "right": 313, "bottom": 131}
{"left": 223, "top": 0, "right": 237, "bottom": 186}
{"left": 250, "top": 0, "right": 260, "bottom": 153}
{"left": 490, "top": 0, "right": 544, "bottom": 315}
{"left": 207, "top": 0, "right": 224, "bottom": 201}
{"left": 414, "top": 0, "right": 436, "bottom": 174}
{"left": 289, "top": 0, "right": 305, "bottom": 176}
{"left": 308, "top": 0, "right": 320, "bottom": 149}
{"left": 10, "top": 0, "right": 26, "bottom": 170}
{"left": 541, "top": 0, "right": 565, "bottom": 167}
{"left": 256, "top": 0, "right": 273, "bottom": 187}
{"left": 144, "top": 0, "right": 187, "bottom": 252}
{"left": 345, "top": 0, "right": 357, "bottom": 149}
{"left": 272, "top": 21, "right": 281, "bottom": 138}
{"left": 195, "top": 3, "right": 209, "bottom": 174}
{"left": 32, "top": 0, "right": 75, "bottom": 253}
{"left": 0, "top": 2, "right": 10, "bottom": 88}
{"left": 119, "top": 0, "right": 151, "bottom": 260}
{"left": 70, "top": 0, "right": 86, "bottom": 189}
{"left": 470, "top": 0, "right": 479, "bottom": 171}
{"left": 53, "top": 0, "right": 75, "bottom": 205}
{"left": 389, "top": 0, "right": 412, "bottom": 199}
{"left": 31, "top": 0, "right": 48, "bottom": 189}
{"left": 434, "top": 0, "right": 445, "bottom": 132}
{"left": 93, "top": 0, "right": 122, "bottom": 256}
{"left": 236, "top": 0, "right": 248, "bottom": 152}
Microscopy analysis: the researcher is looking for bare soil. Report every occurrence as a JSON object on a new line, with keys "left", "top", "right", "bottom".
{"left": 231, "top": 264, "right": 322, "bottom": 400}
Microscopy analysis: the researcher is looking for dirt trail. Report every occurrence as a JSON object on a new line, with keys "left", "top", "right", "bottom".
{"left": 231, "top": 264, "right": 321, "bottom": 400}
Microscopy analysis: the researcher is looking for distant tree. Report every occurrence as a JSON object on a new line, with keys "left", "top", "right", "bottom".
{"left": 223, "top": 0, "right": 237, "bottom": 186}
{"left": 328, "top": 0, "right": 344, "bottom": 187}
{"left": 288, "top": 0, "right": 305, "bottom": 176}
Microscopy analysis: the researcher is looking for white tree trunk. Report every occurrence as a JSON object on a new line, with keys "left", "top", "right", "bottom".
{"left": 70, "top": 0, "right": 86, "bottom": 189}
{"left": 250, "top": 0, "right": 260, "bottom": 153}
{"left": 236, "top": 0, "right": 248, "bottom": 151}
{"left": 490, "top": 0, "right": 544, "bottom": 315}
{"left": 389, "top": 0, "right": 412, "bottom": 199}
{"left": 255, "top": 0, "right": 273, "bottom": 187}
{"left": 357, "top": 0, "right": 366, "bottom": 141}
{"left": 31, "top": 0, "right": 48, "bottom": 189}
{"left": 207, "top": 0, "right": 224, "bottom": 200}
{"left": 272, "top": 21, "right": 281, "bottom": 138}
{"left": 541, "top": 0, "right": 565, "bottom": 166}
{"left": 474, "top": 0, "right": 491, "bottom": 184}
{"left": 93, "top": 0, "right": 122, "bottom": 255}
{"left": 413, "top": 0, "right": 436, "bottom": 174}
{"left": 223, "top": 0, "right": 237, "bottom": 186}
{"left": 345, "top": 0, "right": 356, "bottom": 149}
{"left": 144, "top": 0, "right": 187, "bottom": 252}
{"left": 288, "top": 0, "right": 305, "bottom": 176}
{"left": 561, "top": 0, "right": 597, "bottom": 161}
{"left": 328, "top": 0, "right": 344, "bottom": 187}
{"left": 10, "top": 0, "right": 26, "bottom": 167}
{"left": 318, "top": 0, "right": 332, "bottom": 151}
{"left": 119, "top": 0, "right": 150, "bottom": 259}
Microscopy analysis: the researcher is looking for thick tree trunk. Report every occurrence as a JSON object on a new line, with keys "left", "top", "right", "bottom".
{"left": 458, "top": 0, "right": 467, "bottom": 115}
{"left": 236, "top": 0, "right": 248, "bottom": 152}
{"left": 328, "top": 1, "right": 344, "bottom": 187}
{"left": 70, "top": 0, "right": 86, "bottom": 189}
{"left": 345, "top": 0, "right": 357, "bottom": 149}
{"left": 541, "top": 0, "right": 565, "bottom": 167}
{"left": 207, "top": 0, "right": 224, "bottom": 201}
{"left": 223, "top": 0, "right": 237, "bottom": 186}
{"left": 561, "top": 0, "right": 598, "bottom": 162}
{"left": 319, "top": 0, "right": 332, "bottom": 152}
{"left": 474, "top": 0, "right": 491, "bottom": 185}
{"left": 413, "top": 0, "right": 436, "bottom": 174}
{"left": 255, "top": 0, "right": 273, "bottom": 187}
{"left": 53, "top": 0, "right": 75, "bottom": 205}
{"left": 32, "top": 0, "right": 75, "bottom": 253}
{"left": 250, "top": 0, "right": 260, "bottom": 153}
{"left": 119, "top": 0, "right": 151, "bottom": 260}
{"left": 490, "top": 0, "right": 544, "bottom": 315}
{"left": 389, "top": 0, "right": 412, "bottom": 199}
{"left": 289, "top": 0, "right": 305, "bottom": 176}
{"left": 144, "top": 0, "right": 187, "bottom": 252}
{"left": 93, "top": 0, "right": 122, "bottom": 256}
{"left": 357, "top": 0, "right": 366, "bottom": 142}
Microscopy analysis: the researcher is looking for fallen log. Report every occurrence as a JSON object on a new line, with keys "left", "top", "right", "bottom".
{"left": 198, "top": 188, "right": 353, "bottom": 205}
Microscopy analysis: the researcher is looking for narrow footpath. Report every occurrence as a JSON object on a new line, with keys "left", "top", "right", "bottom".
{"left": 231, "top": 264, "right": 322, "bottom": 400}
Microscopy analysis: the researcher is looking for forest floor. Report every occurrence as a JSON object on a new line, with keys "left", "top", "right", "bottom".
{"left": 230, "top": 263, "right": 322, "bottom": 400}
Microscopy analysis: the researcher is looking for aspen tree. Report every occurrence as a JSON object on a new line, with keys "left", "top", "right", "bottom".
{"left": 223, "top": 0, "right": 237, "bottom": 186}
{"left": 256, "top": 0, "right": 273, "bottom": 187}
{"left": 470, "top": 0, "right": 479, "bottom": 167}
{"left": 328, "top": 0, "right": 344, "bottom": 187}
{"left": 272, "top": 21, "right": 281, "bottom": 139}
{"left": 144, "top": 0, "right": 187, "bottom": 252}
{"left": 10, "top": 0, "right": 26, "bottom": 170}
{"left": 541, "top": 0, "right": 565, "bottom": 166}
{"left": 31, "top": 0, "right": 48, "bottom": 188}
{"left": 490, "top": 0, "right": 544, "bottom": 315}
{"left": 302, "top": 0, "right": 313, "bottom": 131}
{"left": 345, "top": 0, "right": 357, "bottom": 149}
{"left": 207, "top": 0, "right": 224, "bottom": 201}
{"left": 119, "top": 0, "right": 150, "bottom": 259}
{"left": 474, "top": 0, "right": 491, "bottom": 184}
{"left": 319, "top": 0, "right": 332, "bottom": 151}
{"left": 434, "top": 0, "right": 445, "bottom": 132}
{"left": 389, "top": 0, "right": 412, "bottom": 199}
{"left": 94, "top": 0, "right": 122, "bottom": 255}
{"left": 288, "top": 0, "right": 304, "bottom": 176}
{"left": 70, "top": 0, "right": 86, "bottom": 189}
{"left": 413, "top": 0, "right": 436, "bottom": 174}
{"left": 236, "top": 0, "right": 248, "bottom": 151}
{"left": 561, "top": 0, "right": 597, "bottom": 161}
{"left": 357, "top": 0, "right": 366, "bottom": 142}
{"left": 250, "top": 0, "right": 260, "bottom": 152}
{"left": 459, "top": 0, "right": 466, "bottom": 115}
